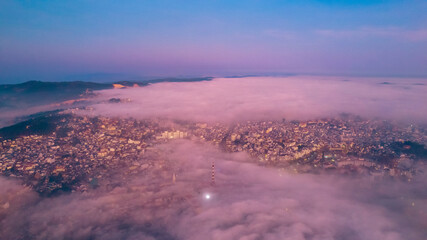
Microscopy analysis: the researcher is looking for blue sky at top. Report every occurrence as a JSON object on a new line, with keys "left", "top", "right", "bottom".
{"left": 0, "top": 0, "right": 426, "bottom": 83}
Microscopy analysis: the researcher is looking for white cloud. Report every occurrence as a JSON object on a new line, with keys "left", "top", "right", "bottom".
{"left": 263, "top": 29, "right": 297, "bottom": 40}
{"left": 85, "top": 76, "right": 427, "bottom": 124}
{"left": 316, "top": 27, "right": 427, "bottom": 41}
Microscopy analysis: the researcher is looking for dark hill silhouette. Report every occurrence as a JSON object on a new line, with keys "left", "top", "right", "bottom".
{"left": 0, "top": 81, "right": 112, "bottom": 109}
{"left": 0, "top": 77, "right": 212, "bottom": 110}
{"left": 0, "top": 112, "right": 71, "bottom": 140}
{"left": 115, "top": 77, "right": 213, "bottom": 86}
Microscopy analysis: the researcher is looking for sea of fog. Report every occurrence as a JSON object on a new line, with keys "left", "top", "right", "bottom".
{"left": 85, "top": 76, "right": 427, "bottom": 124}
{"left": 1, "top": 140, "right": 426, "bottom": 240}
{"left": 1, "top": 75, "right": 427, "bottom": 239}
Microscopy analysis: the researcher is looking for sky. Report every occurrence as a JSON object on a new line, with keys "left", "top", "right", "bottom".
{"left": 0, "top": 0, "right": 427, "bottom": 83}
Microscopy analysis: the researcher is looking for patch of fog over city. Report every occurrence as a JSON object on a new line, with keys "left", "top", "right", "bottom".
{"left": 86, "top": 76, "right": 427, "bottom": 124}
{"left": 1, "top": 140, "right": 426, "bottom": 240}
{"left": 0, "top": 105, "right": 59, "bottom": 128}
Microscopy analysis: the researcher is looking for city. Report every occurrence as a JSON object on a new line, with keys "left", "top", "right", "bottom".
{"left": 1, "top": 110, "right": 425, "bottom": 195}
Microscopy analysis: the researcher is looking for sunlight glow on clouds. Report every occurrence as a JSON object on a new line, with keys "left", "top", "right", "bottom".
{"left": 86, "top": 76, "right": 427, "bottom": 124}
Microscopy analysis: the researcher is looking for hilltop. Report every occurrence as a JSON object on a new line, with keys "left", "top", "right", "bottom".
{"left": 0, "top": 77, "right": 213, "bottom": 110}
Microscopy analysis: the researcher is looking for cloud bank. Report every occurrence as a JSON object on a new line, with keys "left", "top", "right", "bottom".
{"left": 1, "top": 141, "right": 426, "bottom": 240}
{"left": 86, "top": 76, "right": 427, "bottom": 124}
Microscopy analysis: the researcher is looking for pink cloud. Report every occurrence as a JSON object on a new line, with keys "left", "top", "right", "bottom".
{"left": 85, "top": 76, "right": 427, "bottom": 124}
{"left": 1, "top": 141, "right": 426, "bottom": 239}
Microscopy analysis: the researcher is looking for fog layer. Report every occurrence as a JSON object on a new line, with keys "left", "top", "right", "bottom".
{"left": 1, "top": 141, "right": 426, "bottom": 240}
{"left": 87, "top": 76, "right": 427, "bottom": 123}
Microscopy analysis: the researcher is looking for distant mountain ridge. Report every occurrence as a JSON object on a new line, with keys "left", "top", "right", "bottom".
{"left": 0, "top": 77, "right": 213, "bottom": 110}
{"left": 0, "top": 80, "right": 112, "bottom": 110}
{"left": 0, "top": 80, "right": 111, "bottom": 93}
{"left": 114, "top": 77, "right": 213, "bottom": 86}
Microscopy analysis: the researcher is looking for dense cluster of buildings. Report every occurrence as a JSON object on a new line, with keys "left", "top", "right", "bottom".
{"left": 192, "top": 118, "right": 426, "bottom": 178}
{"left": 0, "top": 115, "right": 167, "bottom": 194}
{"left": 0, "top": 113, "right": 426, "bottom": 194}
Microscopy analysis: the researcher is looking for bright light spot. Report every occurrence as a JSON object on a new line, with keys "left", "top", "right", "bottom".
{"left": 205, "top": 194, "right": 211, "bottom": 200}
